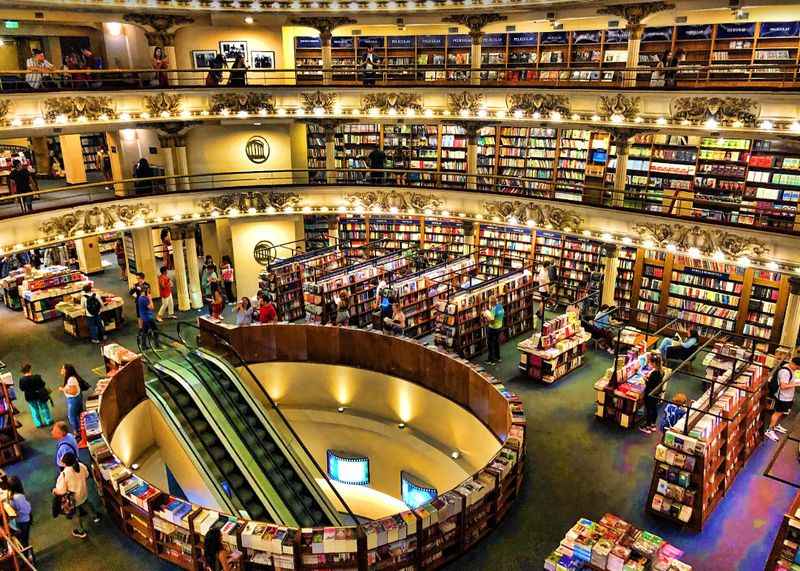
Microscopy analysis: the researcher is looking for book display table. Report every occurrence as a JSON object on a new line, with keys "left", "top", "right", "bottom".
{"left": 518, "top": 310, "right": 590, "bottom": 383}
{"left": 20, "top": 266, "right": 90, "bottom": 323}
{"left": 56, "top": 289, "right": 124, "bottom": 339}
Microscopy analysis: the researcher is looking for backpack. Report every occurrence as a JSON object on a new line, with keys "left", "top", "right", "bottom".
{"left": 769, "top": 363, "right": 790, "bottom": 396}
{"left": 85, "top": 293, "right": 102, "bottom": 316}
{"left": 78, "top": 377, "right": 91, "bottom": 392}
{"left": 548, "top": 265, "right": 558, "bottom": 283}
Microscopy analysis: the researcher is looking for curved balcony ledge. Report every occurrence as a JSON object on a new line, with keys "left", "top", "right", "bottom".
{"left": 1, "top": 172, "right": 798, "bottom": 270}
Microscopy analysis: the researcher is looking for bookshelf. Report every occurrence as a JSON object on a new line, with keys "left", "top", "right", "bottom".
{"left": 409, "top": 124, "right": 439, "bottom": 186}
{"left": 635, "top": 250, "right": 666, "bottom": 325}
{"left": 81, "top": 133, "right": 106, "bottom": 173}
{"left": 386, "top": 35, "right": 416, "bottom": 81}
{"left": 648, "top": 134, "right": 698, "bottom": 214}
{"left": 445, "top": 34, "right": 472, "bottom": 81}
{"left": 602, "top": 29, "right": 630, "bottom": 73}
{"left": 498, "top": 126, "right": 557, "bottom": 197}
{"left": 676, "top": 24, "right": 714, "bottom": 82}
{"left": 570, "top": 29, "right": 603, "bottom": 74}
{"left": 615, "top": 246, "right": 638, "bottom": 321}
{"left": 337, "top": 217, "right": 369, "bottom": 259}
{"left": 476, "top": 126, "right": 497, "bottom": 191}
{"left": 417, "top": 35, "right": 446, "bottom": 82}
{"left": 559, "top": 236, "right": 604, "bottom": 300}
{"left": 331, "top": 36, "right": 356, "bottom": 82}
{"left": 477, "top": 224, "right": 532, "bottom": 277}
{"left": 538, "top": 31, "right": 569, "bottom": 83}
{"left": 335, "top": 124, "right": 380, "bottom": 183}
{"left": 305, "top": 123, "right": 327, "bottom": 184}
{"left": 556, "top": 129, "right": 591, "bottom": 202}
{"left": 0, "top": 269, "right": 25, "bottom": 312}
{"left": 480, "top": 33, "right": 507, "bottom": 82}
{"left": 743, "top": 270, "right": 784, "bottom": 341}
{"left": 646, "top": 345, "right": 771, "bottom": 531}
{"left": 0, "top": 370, "right": 22, "bottom": 467}
{"left": 637, "top": 26, "right": 674, "bottom": 83}
{"left": 694, "top": 137, "right": 750, "bottom": 222}
{"left": 434, "top": 271, "right": 535, "bottom": 358}
{"left": 259, "top": 261, "right": 305, "bottom": 321}
{"left": 440, "top": 124, "right": 468, "bottom": 188}
{"left": 423, "top": 219, "right": 466, "bottom": 261}
{"left": 368, "top": 217, "right": 421, "bottom": 255}
{"left": 303, "top": 214, "right": 333, "bottom": 251}
{"left": 517, "top": 310, "right": 590, "bottom": 383}
{"left": 710, "top": 23, "right": 755, "bottom": 82}
{"left": 506, "top": 32, "right": 539, "bottom": 82}
{"left": 766, "top": 491, "right": 800, "bottom": 571}
{"left": 744, "top": 139, "right": 800, "bottom": 229}
{"left": 294, "top": 36, "right": 323, "bottom": 82}
{"left": 356, "top": 35, "right": 385, "bottom": 82}
{"left": 752, "top": 21, "right": 800, "bottom": 82}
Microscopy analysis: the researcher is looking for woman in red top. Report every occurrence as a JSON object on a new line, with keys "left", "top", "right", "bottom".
{"left": 258, "top": 296, "right": 277, "bottom": 324}
{"left": 210, "top": 289, "right": 225, "bottom": 321}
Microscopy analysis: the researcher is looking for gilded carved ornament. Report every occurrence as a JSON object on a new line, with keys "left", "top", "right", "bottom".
{"left": 143, "top": 93, "right": 183, "bottom": 116}
{"left": 301, "top": 91, "right": 337, "bottom": 113}
{"left": 441, "top": 14, "right": 508, "bottom": 39}
{"left": 632, "top": 223, "right": 769, "bottom": 258}
{"left": 344, "top": 190, "right": 443, "bottom": 212}
{"left": 209, "top": 92, "right": 276, "bottom": 114}
{"left": 482, "top": 201, "right": 583, "bottom": 232}
{"left": 598, "top": 94, "right": 641, "bottom": 121}
{"left": 42, "top": 96, "right": 116, "bottom": 121}
{"left": 448, "top": 91, "right": 484, "bottom": 115}
{"left": 360, "top": 93, "right": 423, "bottom": 113}
{"left": 289, "top": 17, "right": 356, "bottom": 43}
{"left": 0, "top": 100, "right": 9, "bottom": 124}
{"left": 669, "top": 97, "right": 760, "bottom": 127}
{"left": 505, "top": 93, "right": 570, "bottom": 116}
{"left": 597, "top": 2, "right": 675, "bottom": 26}
{"left": 123, "top": 14, "right": 194, "bottom": 46}
{"left": 198, "top": 192, "right": 302, "bottom": 215}
{"left": 39, "top": 204, "right": 153, "bottom": 239}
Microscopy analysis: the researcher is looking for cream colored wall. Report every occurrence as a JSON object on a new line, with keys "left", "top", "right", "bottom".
{"left": 185, "top": 124, "right": 293, "bottom": 177}
{"left": 285, "top": 410, "right": 469, "bottom": 505}
{"left": 242, "top": 362, "right": 501, "bottom": 476}
{"left": 110, "top": 400, "right": 155, "bottom": 466}
{"left": 0, "top": 40, "right": 19, "bottom": 71}
{"left": 228, "top": 216, "right": 299, "bottom": 296}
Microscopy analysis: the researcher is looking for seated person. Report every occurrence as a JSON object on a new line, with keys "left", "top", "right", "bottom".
{"left": 658, "top": 328, "right": 700, "bottom": 362}
{"left": 383, "top": 304, "right": 406, "bottom": 335}
{"left": 660, "top": 393, "right": 689, "bottom": 432}
{"left": 589, "top": 304, "right": 619, "bottom": 351}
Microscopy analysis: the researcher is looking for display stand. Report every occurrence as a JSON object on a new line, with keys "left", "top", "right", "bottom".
{"left": 546, "top": 513, "right": 693, "bottom": 570}
{"left": 55, "top": 289, "right": 124, "bottom": 339}
{"left": 20, "top": 266, "right": 90, "bottom": 323}
{"left": 0, "top": 471, "right": 35, "bottom": 571}
{"left": 0, "top": 270, "right": 25, "bottom": 312}
{"left": 645, "top": 341, "right": 773, "bottom": 531}
{"left": 517, "top": 310, "right": 590, "bottom": 383}
{"left": 765, "top": 491, "right": 800, "bottom": 570}
{"left": 0, "top": 370, "right": 22, "bottom": 467}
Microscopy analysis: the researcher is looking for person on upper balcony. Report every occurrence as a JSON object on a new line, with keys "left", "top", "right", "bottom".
{"left": 228, "top": 54, "right": 247, "bottom": 87}
{"left": 26, "top": 49, "right": 54, "bottom": 90}
{"left": 152, "top": 46, "right": 169, "bottom": 87}
{"left": 207, "top": 53, "right": 226, "bottom": 87}
{"left": 361, "top": 45, "right": 379, "bottom": 86}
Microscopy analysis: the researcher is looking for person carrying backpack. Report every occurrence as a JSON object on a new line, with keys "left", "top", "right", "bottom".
{"left": 18, "top": 363, "right": 52, "bottom": 428}
{"left": 766, "top": 356, "right": 800, "bottom": 441}
{"left": 52, "top": 452, "right": 100, "bottom": 539}
{"left": 80, "top": 284, "right": 105, "bottom": 344}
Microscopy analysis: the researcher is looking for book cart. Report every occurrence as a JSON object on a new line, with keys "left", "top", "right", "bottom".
{"left": 518, "top": 309, "right": 591, "bottom": 384}
{"left": 643, "top": 332, "right": 776, "bottom": 531}
{"left": 86, "top": 323, "right": 528, "bottom": 571}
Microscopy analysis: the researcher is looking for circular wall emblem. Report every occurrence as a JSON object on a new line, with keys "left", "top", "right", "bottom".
{"left": 245, "top": 136, "right": 271, "bottom": 164}
{"left": 253, "top": 240, "right": 276, "bottom": 265}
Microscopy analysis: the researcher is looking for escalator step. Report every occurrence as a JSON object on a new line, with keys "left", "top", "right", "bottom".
{"left": 209, "top": 447, "right": 226, "bottom": 461}
{"left": 220, "top": 460, "right": 235, "bottom": 474}
{"left": 238, "top": 489, "right": 255, "bottom": 503}
{"left": 229, "top": 475, "right": 245, "bottom": 489}
{"left": 200, "top": 433, "right": 218, "bottom": 447}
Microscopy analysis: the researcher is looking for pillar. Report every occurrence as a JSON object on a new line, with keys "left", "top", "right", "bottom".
{"left": 59, "top": 134, "right": 88, "bottom": 185}
{"left": 199, "top": 223, "right": 221, "bottom": 265}
{"left": 612, "top": 135, "right": 631, "bottom": 208}
{"left": 601, "top": 245, "right": 620, "bottom": 307}
{"left": 780, "top": 277, "right": 800, "bottom": 348}
{"left": 470, "top": 34, "right": 482, "bottom": 86}
{"left": 75, "top": 236, "right": 103, "bottom": 274}
{"left": 185, "top": 230, "right": 204, "bottom": 309}
{"left": 131, "top": 227, "right": 160, "bottom": 297}
{"left": 215, "top": 219, "right": 233, "bottom": 262}
{"left": 104, "top": 131, "right": 128, "bottom": 197}
{"left": 321, "top": 38, "right": 333, "bottom": 86}
{"left": 171, "top": 227, "right": 191, "bottom": 311}
{"left": 164, "top": 45, "right": 179, "bottom": 85}
{"left": 174, "top": 146, "right": 190, "bottom": 191}
{"left": 465, "top": 124, "right": 479, "bottom": 191}
{"left": 625, "top": 24, "right": 644, "bottom": 87}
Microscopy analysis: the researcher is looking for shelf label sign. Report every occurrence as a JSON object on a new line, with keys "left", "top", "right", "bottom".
{"left": 418, "top": 35, "right": 445, "bottom": 48}
{"left": 481, "top": 33, "right": 506, "bottom": 47}
{"left": 642, "top": 26, "right": 674, "bottom": 42}
{"left": 358, "top": 36, "right": 384, "bottom": 48}
{"left": 387, "top": 36, "right": 415, "bottom": 49}
{"left": 331, "top": 36, "right": 354, "bottom": 49}
{"left": 447, "top": 34, "right": 472, "bottom": 48}
{"left": 677, "top": 24, "right": 712, "bottom": 40}
{"left": 716, "top": 23, "right": 755, "bottom": 38}
{"left": 296, "top": 36, "right": 322, "bottom": 49}
{"left": 605, "top": 29, "right": 630, "bottom": 43}
{"left": 760, "top": 21, "right": 800, "bottom": 38}
{"left": 541, "top": 31, "right": 568, "bottom": 45}
{"left": 572, "top": 30, "right": 601, "bottom": 44}
{"left": 508, "top": 32, "right": 538, "bottom": 46}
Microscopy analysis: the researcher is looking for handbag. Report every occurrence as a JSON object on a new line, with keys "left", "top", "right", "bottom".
{"left": 60, "top": 492, "right": 77, "bottom": 519}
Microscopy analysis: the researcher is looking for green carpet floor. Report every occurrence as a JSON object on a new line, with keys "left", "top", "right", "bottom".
{"left": 0, "top": 254, "right": 794, "bottom": 570}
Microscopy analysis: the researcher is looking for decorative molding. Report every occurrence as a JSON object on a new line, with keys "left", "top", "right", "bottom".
{"left": 301, "top": 91, "right": 337, "bottom": 113}
{"left": 123, "top": 14, "right": 193, "bottom": 46}
{"left": 42, "top": 96, "right": 116, "bottom": 121}
{"left": 598, "top": 94, "right": 641, "bottom": 121}
{"left": 209, "top": 92, "right": 276, "bottom": 114}
{"left": 632, "top": 222, "right": 769, "bottom": 257}
{"left": 360, "top": 93, "right": 422, "bottom": 113}
{"left": 0, "top": 100, "right": 8, "bottom": 124}
{"left": 605, "top": 127, "right": 656, "bottom": 147}
{"left": 39, "top": 203, "right": 153, "bottom": 238}
{"left": 669, "top": 96, "right": 760, "bottom": 127}
{"left": 448, "top": 91, "right": 484, "bottom": 115}
{"left": 143, "top": 93, "right": 183, "bottom": 116}
{"left": 482, "top": 201, "right": 583, "bottom": 232}
{"left": 197, "top": 191, "right": 302, "bottom": 214}
{"left": 441, "top": 14, "right": 508, "bottom": 40}
{"left": 597, "top": 2, "right": 674, "bottom": 26}
{"left": 505, "top": 93, "right": 570, "bottom": 116}
{"left": 290, "top": 17, "right": 356, "bottom": 44}
{"left": 343, "top": 190, "right": 443, "bottom": 211}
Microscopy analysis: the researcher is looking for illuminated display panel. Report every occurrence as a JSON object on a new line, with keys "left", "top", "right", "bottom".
{"left": 327, "top": 450, "right": 370, "bottom": 486}
{"left": 401, "top": 471, "right": 437, "bottom": 509}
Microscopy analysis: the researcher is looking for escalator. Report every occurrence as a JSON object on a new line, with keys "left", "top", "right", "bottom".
{"left": 139, "top": 329, "right": 346, "bottom": 528}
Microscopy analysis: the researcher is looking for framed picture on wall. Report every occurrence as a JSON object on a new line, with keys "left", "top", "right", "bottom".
{"left": 251, "top": 50, "right": 276, "bottom": 70}
{"left": 192, "top": 50, "right": 217, "bottom": 69}
{"left": 219, "top": 41, "right": 248, "bottom": 63}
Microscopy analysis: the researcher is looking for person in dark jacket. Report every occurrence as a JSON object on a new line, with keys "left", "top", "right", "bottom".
{"left": 133, "top": 158, "right": 154, "bottom": 194}
{"left": 228, "top": 54, "right": 247, "bottom": 87}
{"left": 18, "top": 363, "right": 52, "bottom": 428}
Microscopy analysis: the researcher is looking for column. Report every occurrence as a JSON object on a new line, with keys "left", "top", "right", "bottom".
{"left": 74, "top": 236, "right": 103, "bottom": 274}
{"left": 321, "top": 34, "right": 333, "bottom": 86}
{"left": 612, "top": 134, "right": 631, "bottom": 208}
{"left": 185, "top": 229, "right": 204, "bottom": 309}
{"left": 131, "top": 227, "right": 160, "bottom": 297}
{"left": 123, "top": 14, "right": 193, "bottom": 85}
{"left": 624, "top": 24, "right": 644, "bottom": 87}
{"left": 199, "top": 222, "right": 221, "bottom": 264}
{"left": 59, "top": 134, "right": 87, "bottom": 185}
{"left": 601, "top": 245, "right": 620, "bottom": 307}
{"left": 323, "top": 123, "right": 337, "bottom": 184}
{"left": 164, "top": 45, "right": 179, "bottom": 85}
{"left": 171, "top": 227, "right": 191, "bottom": 311}
{"left": 160, "top": 146, "right": 177, "bottom": 192}
{"left": 780, "top": 277, "right": 800, "bottom": 348}
{"left": 174, "top": 145, "right": 190, "bottom": 191}
{"left": 470, "top": 33, "right": 482, "bottom": 86}
{"left": 465, "top": 124, "right": 479, "bottom": 191}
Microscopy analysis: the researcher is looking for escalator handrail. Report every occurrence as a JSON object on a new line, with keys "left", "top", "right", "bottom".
{"left": 176, "top": 320, "right": 360, "bottom": 529}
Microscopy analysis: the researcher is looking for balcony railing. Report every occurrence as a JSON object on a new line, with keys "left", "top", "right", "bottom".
{"left": 2, "top": 62, "right": 800, "bottom": 93}
{"left": 2, "top": 168, "right": 796, "bottom": 236}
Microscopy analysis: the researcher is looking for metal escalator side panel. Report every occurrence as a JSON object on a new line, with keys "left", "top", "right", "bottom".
{"left": 195, "top": 348, "right": 344, "bottom": 526}
{"left": 153, "top": 358, "right": 299, "bottom": 527}
{"left": 144, "top": 380, "right": 242, "bottom": 516}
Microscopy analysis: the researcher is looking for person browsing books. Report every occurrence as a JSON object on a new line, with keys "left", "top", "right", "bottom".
{"left": 640, "top": 352, "right": 665, "bottom": 434}
{"left": 658, "top": 328, "right": 699, "bottom": 362}
{"left": 660, "top": 393, "right": 689, "bottom": 432}
{"left": 483, "top": 296, "right": 505, "bottom": 365}
{"left": 766, "top": 356, "right": 800, "bottom": 441}
{"left": 383, "top": 303, "right": 406, "bottom": 335}
{"left": 51, "top": 421, "right": 78, "bottom": 474}
{"left": 52, "top": 452, "right": 100, "bottom": 539}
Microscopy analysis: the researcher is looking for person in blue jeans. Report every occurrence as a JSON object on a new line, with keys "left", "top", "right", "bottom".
{"left": 57, "top": 364, "right": 84, "bottom": 435}
{"left": 658, "top": 328, "right": 700, "bottom": 362}
{"left": 51, "top": 421, "right": 79, "bottom": 474}
{"left": 80, "top": 284, "right": 105, "bottom": 344}
{"left": 137, "top": 283, "right": 159, "bottom": 347}
{"left": 18, "top": 363, "right": 52, "bottom": 428}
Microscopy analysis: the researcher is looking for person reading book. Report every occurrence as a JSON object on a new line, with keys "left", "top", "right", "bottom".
{"left": 483, "top": 296, "right": 505, "bottom": 365}
{"left": 590, "top": 304, "right": 619, "bottom": 353}
{"left": 383, "top": 304, "right": 406, "bottom": 335}
{"left": 658, "top": 328, "right": 699, "bottom": 363}
{"left": 660, "top": 393, "right": 689, "bottom": 432}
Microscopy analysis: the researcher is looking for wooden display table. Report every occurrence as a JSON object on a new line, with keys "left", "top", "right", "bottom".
{"left": 55, "top": 290, "right": 124, "bottom": 339}
{"left": 517, "top": 311, "right": 590, "bottom": 383}
{"left": 594, "top": 364, "right": 672, "bottom": 429}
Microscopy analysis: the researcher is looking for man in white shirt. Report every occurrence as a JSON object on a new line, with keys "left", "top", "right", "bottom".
{"left": 766, "top": 356, "right": 800, "bottom": 441}
{"left": 26, "top": 49, "right": 54, "bottom": 89}
{"left": 80, "top": 284, "right": 105, "bottom": 344}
